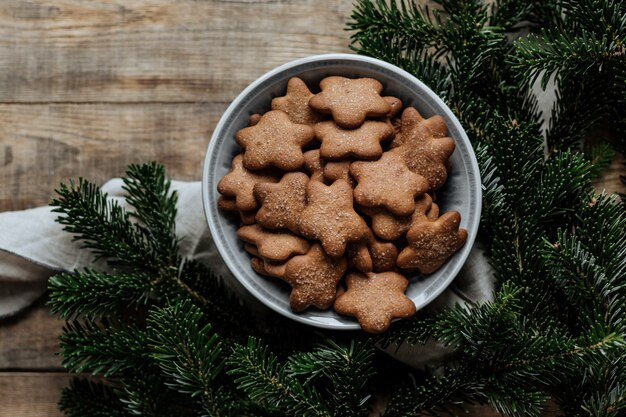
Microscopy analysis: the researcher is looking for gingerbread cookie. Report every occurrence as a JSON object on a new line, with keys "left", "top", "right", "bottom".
{"left": 254, "top": 172, "right": 309, "bottom": 234}
{"left": 217, "top": 154, "right": 279, "bottom": 211}
{"left": 236, "top": 110, "right": 315, "bottom": 171}
{"left": 367, "top": 233, "right": 398, "bottom": 272}
{"left": 388, "top": 107, "right": 424, "bottom": 146}
{"left": 396, "top": 211, "right": 468, "bottom": 273}
{"left": 271, "top": 243, "right": 348, "bottom": 312}
{"left": 391, "top": 123, "right": 456, "bottom": 190}
{"left": 271, "top": 77, "right": 326, "bottom": 125}
{"left": 248, "top": 113, "right": 262, "bottom": 126}
{"left": 351, "top": 152, "right": 429, "bottom": 216}
{"left": 237, "top": 224, "right": 311, "bottom": 262}
{"left": 298, "top": 179, "right": 369, "bottom": 258}
{"left": 309, "top": 76, "right": 391, "bottom": 128}
{"left": 323, "top": 161, "right": 355, "bottom": 187}
{"left": 347, "top": 242, "right": 373, "bottom": 273}
{"left": 303, "top": 149, "right": 325, "bottom": 182}
{"left": 334, "top": 271, "right": 416, "bottom": 333}
{"left": 361, "top": 194, "right": 436, "bottom": 241}
{"left": 383, "top": 96, "right": 403, "bottom": 118}
{"left": 315, "top": 120, "right": 394, "bottom": 161}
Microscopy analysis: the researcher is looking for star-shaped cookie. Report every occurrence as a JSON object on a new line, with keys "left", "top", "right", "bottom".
{"left": 267, "top": 243, "right": 348, "bottom": 312}
{"left": 254, "top": 172, "right": 309, "bottom": 233}
{"left": 390, "top": 122, "right": 455, "bottom": 191}
{"left": 309, "top": 76, "right": 391, "bottom": 128}
{"left": 334, "top": 271, "right": 416, "bottom": 333}
{"left": 235, "top": 110, "right": 315, "bottom": 171}
{"left": 396, "top": 211, "right": 468, "bottom": 274}
{"left": 217, "top": 154, "right": 280, "bottom": 211}
{"left": 298, "top": 179, "right": 369, "bottom": 258}
{"left": 350, "top": 152, "right": 429, "bottom": 217}
{"left": 361, "top": 194, "right": 438, "bottom": 241}
{"left": 271, "top": 77, "right": 327, "bottom": 125}
{"left": 388, "top": 107, "right": 424, "bottom": 146}
{"left": 314, "top": 120, "right": 394, "bottom": 161}
{"left": 237, "top": 224, "right": 310, "bottom": 262}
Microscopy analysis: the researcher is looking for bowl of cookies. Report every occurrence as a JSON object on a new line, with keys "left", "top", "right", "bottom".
{"left": 202, "top": 53, "right": 481, "bottom": 333}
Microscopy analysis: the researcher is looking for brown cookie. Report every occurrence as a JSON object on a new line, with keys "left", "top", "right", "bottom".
{"left": 217, "top": 154, "right": 280, "bottom": 211}
{"left": 383, "top": 96, "right": 403, "bottom": 118}
{"left": 309, "top": 76, "right": 391, "bottom": 128}
{"left": 237, "top": 224, "right": 310, "bottom": 262}
{"left": 236, "top": 110, "right": 315, "bottom": 171}
{"left": 390, "top": 122, "right": 456, "bottom": 190}
{"left": 334, "top": 271, "right": 416, "bottom": 333}
{"left": 323, "top": 161, "right": 355, "bottom": 187}
{"left": 303, "top": 149, "right": 325, "bottom": 182}
{"left": 361, "top": 194, "right": 436, "bottom": 241}
{"left": 271, "top": 77, "right": 327, "bottom": 125}
{"left": 217, "top": 196, "right": 238, "bottom": 211}
{"left": 269, "top": 243, "right": 348, "bottom": 312}
{"left": 396, "top": 211, "right": 468, "bottom": 274}
{"left": 351, "top": 152, "right": 429, "bottom": 216}
{"left": 314, "top": 120, "right": 394, "bottom": 161}
{"left": 367, "top": 233, "right": 398, "bottom": 272}
{"left": 298, "top": 179, "right": 369, "bottom": 258}
{"left": 254, "top": 172, "right": 309, "bottom": 234}
{"left": 388, "top": 107, "right": 424, "bottom": 147}
{"left": 347, "top": 242, "right": 373, "bottom": 273}
{"left": 248, "top": 113, "right": 262, "bottom": 126}
{"left": 250, "top": 257, "right": 270, "bottom": 276}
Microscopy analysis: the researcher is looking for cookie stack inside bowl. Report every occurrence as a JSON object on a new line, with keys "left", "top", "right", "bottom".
{"left": 215, "top": 74, "right": 467, "bottom": 334}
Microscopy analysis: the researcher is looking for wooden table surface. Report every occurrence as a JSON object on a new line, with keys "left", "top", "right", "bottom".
{"left": 0, "top": 1, "right": 623, "bottom": 416}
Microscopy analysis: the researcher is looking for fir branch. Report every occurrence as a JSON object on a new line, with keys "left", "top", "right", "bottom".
{"left": 147, "top": 299, "right": 224, "bottom": 401}
{"left": 122, "top": 162, "right": 179, "bottom": 265}
{"left": 382, "top": 365, "right": 475, "bottom": 417}
{"left": 515, "top": 30, "right": 620, "bottom": 88}
{"left": 59, "top": 378, "right": 128, "bottom": 417}
{"left": 59, "top": 319, "right": 149, "bottom": 377}
{"left": 228, "top": 338, "right": 331, "bottom": 417}
{"left": 50, "top": 178, "right": 149, "bottom": 266}
{"left": 287, "top": 340, "right": 375, "bottom": 417}
{"left": 48, "top": 270, "right": 152, "bottom": 320}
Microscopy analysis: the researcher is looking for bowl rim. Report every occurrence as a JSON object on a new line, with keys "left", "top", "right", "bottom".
{"left": 202, "top": 53, "right": 482, "bottom": 330}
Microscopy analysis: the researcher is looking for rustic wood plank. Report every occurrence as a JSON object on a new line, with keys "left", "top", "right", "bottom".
{"left": 0, "top": 372, "right": 67, "bottom": 417}
{"left": 0, "top": 0, "right": 353, "bottom": 103}
{"left": 0, "top": 301, "right": 63, "bottom": 370}
{"left": 0, "top": 102, "right": 223, "bottom": 211}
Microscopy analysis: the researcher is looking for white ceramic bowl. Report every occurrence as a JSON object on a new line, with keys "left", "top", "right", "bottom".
{"left": 202, "top": 54, "right": 481, "bottom": 330}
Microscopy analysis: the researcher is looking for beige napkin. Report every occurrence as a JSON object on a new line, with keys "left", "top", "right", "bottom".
{"left": 0, "top": 178, "right": 493, "bottom": 369}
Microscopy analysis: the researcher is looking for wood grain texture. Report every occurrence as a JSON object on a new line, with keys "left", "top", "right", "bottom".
{"left": 0, "top": 0, "right": 353, "bottom": 103}
{"left": 0, "top": 102, "right": 224, "bottom": 211}
{"left": 0, "top": 372, "right": 67, "bottom": 417}
{"left": 0, "top": 302, "right": 63, "bottom": 370}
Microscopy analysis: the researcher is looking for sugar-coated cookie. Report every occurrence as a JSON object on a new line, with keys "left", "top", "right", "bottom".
{"left": 334, "top": 271, "right": 416, "bottom": 333}
{"left": 271, "top": 77, "right": 327, "bottom": 125}
{"left": 303, "top": 149, "right": 325, "bottom": 182}
{"left": 217, "top": 154, "right": 280, "bottom": 211}
{"left": 254, "top": 172, "right": 309, "bottom": 234}
{"left": 351, "top": 152, "right": 429, "bottom": 216}
{"left": 315, "top": 120, "right": 394, "bottom": 161}
{"left": 396, "top": 211, "right": 467, "bottom": 273}
{"left": 271, "top": 243, "right": 348, "bottom": 312}
{"left": 298, "top": 179, "right": 369, "bottom": 258}
{"left": 237, "top": 224, "right": 311, "bottom": 262}
{"left": 309, "top": 76, "right": 391, "bottom": 128}
{"left": 236, "top": 110, "right": 315, "bottom": 171}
